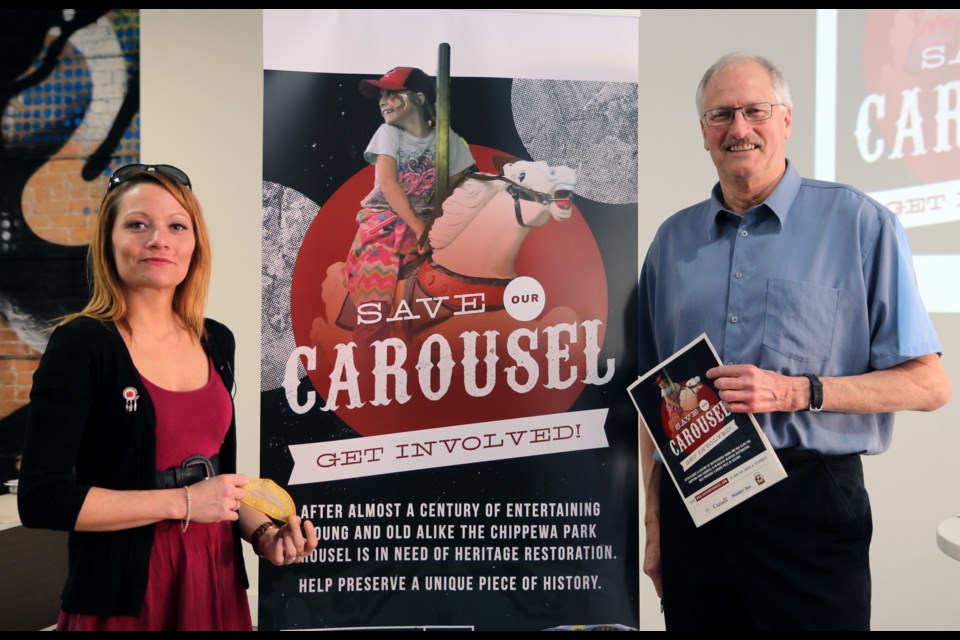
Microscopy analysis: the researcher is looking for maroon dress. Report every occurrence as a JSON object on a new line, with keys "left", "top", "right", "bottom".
{"left": 57, "top": 358, "right": 252, "bottom": 631}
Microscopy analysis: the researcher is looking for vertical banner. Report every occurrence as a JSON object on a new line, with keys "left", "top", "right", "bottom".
{"left": 261, "top": 9, "right": 639, "bottom": 630}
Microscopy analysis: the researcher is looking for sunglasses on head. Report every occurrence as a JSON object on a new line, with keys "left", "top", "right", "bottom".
{"left": 107, "top": 164, "right": 192, "bottom": 192}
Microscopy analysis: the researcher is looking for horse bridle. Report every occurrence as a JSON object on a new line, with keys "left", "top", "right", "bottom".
{"left": 463, "top": 171, "right": 570, "bottom": 228}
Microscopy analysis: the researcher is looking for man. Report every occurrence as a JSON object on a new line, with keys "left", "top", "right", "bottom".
{"left": 637, "top": 52, "right": 951, "bottom": 630}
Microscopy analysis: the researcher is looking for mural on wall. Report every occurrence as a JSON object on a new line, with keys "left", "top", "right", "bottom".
{"left": 0, "top": 9, "right": 140, "bottom": 490}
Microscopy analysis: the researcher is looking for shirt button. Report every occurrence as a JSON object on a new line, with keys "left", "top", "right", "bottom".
{"left": 726, "top": 361, "right": 736, "bottom": 366}
{"left": 735, "top": 271, "right": 743, "bottom": 279}
{"left": 740, "top": 229, "right": 749, "bottom": 238}
{"left": 730, "top": 315, "right": 739, "bottom": 324}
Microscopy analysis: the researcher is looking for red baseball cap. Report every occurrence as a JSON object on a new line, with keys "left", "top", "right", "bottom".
{"left": 359, "top": 67, "right": 436, "bottom": 104}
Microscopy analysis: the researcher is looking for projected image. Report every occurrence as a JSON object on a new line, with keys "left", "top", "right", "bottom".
{"left": 818, "top": 9, "right": 960, "bottom": 313}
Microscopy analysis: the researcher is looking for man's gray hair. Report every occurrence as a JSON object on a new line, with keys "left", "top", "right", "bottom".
{"left": 695, "top": 52, "right": 793, "bottom": 115}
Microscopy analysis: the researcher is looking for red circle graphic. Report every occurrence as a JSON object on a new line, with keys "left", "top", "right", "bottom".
{"left": 863, "top": 9, "right": 960, "bottom": 184}
{"left": 290, "top": 146, "right": 609, "bottom": 436}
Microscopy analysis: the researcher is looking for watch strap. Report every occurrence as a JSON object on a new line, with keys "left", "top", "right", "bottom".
{"left": 804, "top": 374, "right": 823, "bottom": 412}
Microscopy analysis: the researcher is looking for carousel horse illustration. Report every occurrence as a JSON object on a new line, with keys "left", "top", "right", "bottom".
{"left": 313, "top": 159, "right": 577, "bottom": 347}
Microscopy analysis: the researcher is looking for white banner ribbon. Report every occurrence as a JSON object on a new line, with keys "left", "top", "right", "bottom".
{"left": 288, "top": 408, "right": 609, "bottom": 484}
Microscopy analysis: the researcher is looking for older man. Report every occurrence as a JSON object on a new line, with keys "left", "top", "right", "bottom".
{"left": 637, "top": 52, "right": 951, "bottom": 630}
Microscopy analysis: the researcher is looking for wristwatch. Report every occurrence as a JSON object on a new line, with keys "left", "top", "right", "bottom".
{"left": 804, "top": 374, "right": 823, "bottom": 412}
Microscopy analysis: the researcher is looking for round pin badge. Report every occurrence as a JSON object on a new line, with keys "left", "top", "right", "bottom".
{"left": 123, "top": 386, "right": 139, "bottom": 412}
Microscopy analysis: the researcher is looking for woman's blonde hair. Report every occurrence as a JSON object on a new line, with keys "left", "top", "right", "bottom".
{"left": 59, "top": 169, "right": 211, "bottom": 340}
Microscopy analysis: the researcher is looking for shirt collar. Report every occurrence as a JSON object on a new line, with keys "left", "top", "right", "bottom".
{"left": 707, "top": 159, "right": 801, "bottom": 231}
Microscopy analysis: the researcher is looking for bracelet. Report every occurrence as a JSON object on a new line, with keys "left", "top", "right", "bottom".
{"left": 251, "top": 521, "right": 278, "bottom": 556}
{"left": 181, "top": 486, "right": 192, "bottom": 533}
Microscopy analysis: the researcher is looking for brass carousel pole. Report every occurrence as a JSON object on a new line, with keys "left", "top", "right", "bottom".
{"left": 420, "top": 42, "right": 450, "bottom": 249}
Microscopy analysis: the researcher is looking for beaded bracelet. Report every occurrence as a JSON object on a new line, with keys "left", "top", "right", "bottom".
{"left": 181, "top": 485, "right": 192, "bottom": 533}
{"left": 251, "top": 521, "right": 278, "bottom": 556}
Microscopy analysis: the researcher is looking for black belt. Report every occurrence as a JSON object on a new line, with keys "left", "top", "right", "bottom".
{"left": 155, "top": 454, "right": 220, "bottom": 489}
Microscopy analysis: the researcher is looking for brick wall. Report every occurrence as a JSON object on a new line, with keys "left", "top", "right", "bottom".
{"left": 21, "top": 158, "right": 104, "bottom": 246}
{"left": 0, "top": 319, "right": 40, "bottom": 420}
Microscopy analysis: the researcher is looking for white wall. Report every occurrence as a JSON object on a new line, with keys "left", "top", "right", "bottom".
{"left": 141, "top": 8, "right": 960, "bottom": 631}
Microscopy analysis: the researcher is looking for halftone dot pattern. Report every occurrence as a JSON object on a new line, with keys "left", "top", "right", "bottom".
{"left": 1, "top": 42, "right": 92, "bottom": 151}
{"left": 511, "top": 79, "right": 637, "bottom": 205}
{"left": 1, "top": 10, "right": 138, "bottom": 156}
{"left": 261, "top": 181, "right": 320, "bottom": 391}
{"left": 109, "top": 9, "right": 141, "bottom": 173}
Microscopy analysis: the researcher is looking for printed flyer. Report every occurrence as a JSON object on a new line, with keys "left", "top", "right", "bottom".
{"left": 628, "top": 334, "right": 786, "bottom": 527}
{"left": 260, "top": 9, "right": 640, "bottom": 631}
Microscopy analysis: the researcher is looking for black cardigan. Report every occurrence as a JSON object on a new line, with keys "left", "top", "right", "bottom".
{"left": 17, "top": 316, "right": 248, "bottom": 616}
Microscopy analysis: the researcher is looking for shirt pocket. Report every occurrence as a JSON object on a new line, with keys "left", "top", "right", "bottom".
{"left": 762, "top": 278, "right": 839, "bottom": 363}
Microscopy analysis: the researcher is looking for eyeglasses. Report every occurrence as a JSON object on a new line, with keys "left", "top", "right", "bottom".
{"left": 702, "top": 102, "right": 785, "bottom": 127}
{"left": 107, "top": 164, "right": 192, "bottom": 192}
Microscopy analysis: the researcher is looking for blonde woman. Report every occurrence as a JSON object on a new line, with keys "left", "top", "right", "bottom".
{"left": 18, "top": 164, "right": 317, "bottom": 630}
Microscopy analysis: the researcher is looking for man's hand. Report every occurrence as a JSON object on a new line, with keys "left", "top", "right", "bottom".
{"left": 708, "top": 354, "right": 951, "bottom": 414}
{"left": 707, "top": 364, "right": 806, "bottom": 413}
{"left": 643, "top": 514, "right": 663, "bottom": 598}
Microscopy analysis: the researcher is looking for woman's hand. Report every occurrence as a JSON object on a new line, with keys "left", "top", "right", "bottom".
{"left": 187, "top": 473, "right": 249, "bottom": 523}
{"left": 257, "top": 515, "right": 319, "bottom": 566}
{"left": 71, "top": 473, "right": 249, "bottom": 532}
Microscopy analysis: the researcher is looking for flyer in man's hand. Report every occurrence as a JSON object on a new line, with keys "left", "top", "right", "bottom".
{"left": 628, "top": 334, "right": 787, "bottom": 527}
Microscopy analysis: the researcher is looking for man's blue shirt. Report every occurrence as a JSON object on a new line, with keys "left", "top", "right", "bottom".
{"left": 637, "top": 160, "right": 941, "bottom": 454}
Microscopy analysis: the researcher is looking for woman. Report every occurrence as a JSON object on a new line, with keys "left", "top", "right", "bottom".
{"left": 17, "top": 164, "right": 317, "bottom": 630}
